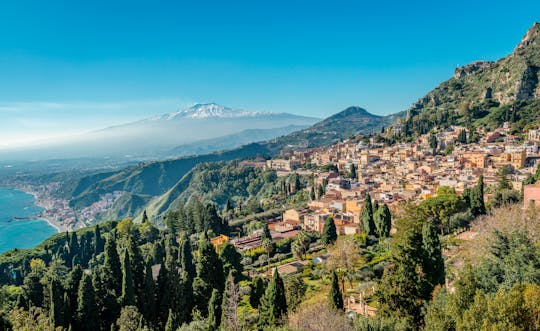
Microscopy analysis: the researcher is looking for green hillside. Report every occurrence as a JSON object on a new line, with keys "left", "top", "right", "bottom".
{"left": 400, "top": 22, "right": 540, "bottom": 137}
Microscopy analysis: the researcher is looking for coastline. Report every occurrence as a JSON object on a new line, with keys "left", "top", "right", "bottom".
{"left": 28, "top": 192, "right": 72, "bottom": 233}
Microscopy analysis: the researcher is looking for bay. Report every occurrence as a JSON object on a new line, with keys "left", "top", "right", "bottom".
{"left": 0, "top": 187, "right": 58, "bottom": 254}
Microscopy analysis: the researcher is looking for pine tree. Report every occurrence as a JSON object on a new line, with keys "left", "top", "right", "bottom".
{"left": 207, "top": 289, "right": 222, "bottom": 331}
{"left": 375, "top": 204, "right": 392, "bottom": 238}
{"left": 328, "top": 271, "right": 344, "bottom": 311}
{"left": 258, "top": 269, "right": 287, "bottom": 328}
{"left": 422, "top": 221, "right": 445, "bottom": 287}
{"left": 121, "top": 251, "right": 135, "bottom": 306}
{"left": 76, "top": 274, "right": 99, "bottom": 331}
{"left": 103, "top": 234, "right": 122, "bottom": 296}
{"left": 322, "top": 217, "right": 337, "bottom": 246}
{"left": 360, "top": 194, "right": 375, "bottom": 235}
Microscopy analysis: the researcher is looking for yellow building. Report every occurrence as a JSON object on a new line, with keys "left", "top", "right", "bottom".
{"left": 462, "top": 152, "right": 488, "bottom": 168}
{"left": 210, "top": 234, "right": 229, "bottom": 250}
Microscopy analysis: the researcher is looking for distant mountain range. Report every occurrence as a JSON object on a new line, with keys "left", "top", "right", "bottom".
{"left": 0, "top": 103, "right": 318, "bottom": 160}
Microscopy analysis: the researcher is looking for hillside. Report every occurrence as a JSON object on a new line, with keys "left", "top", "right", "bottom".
{"left": 402, "top": 22, "right": 540, "bottom": 136}
{"left": 52, "top": 106, "right": 398, "bottom": 221}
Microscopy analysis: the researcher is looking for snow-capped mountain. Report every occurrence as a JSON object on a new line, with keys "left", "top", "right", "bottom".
{"left": 163, "top": 103, "right": 272, "bottom": 120}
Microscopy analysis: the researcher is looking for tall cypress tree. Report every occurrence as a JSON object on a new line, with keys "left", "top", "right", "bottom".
{"left": 350, "top": 163, "right": 357, "bottom": 180}
{"left": 219, "top": 242, "right": 243, "bottom": 281}
{"left": 207, "top": 289, "right": 222, "bottom": 331}
{"left": 193, "top": 237, "right": 224, "bottom": 316}
{"left": 103, "top": 235, "right": 122, "bottom": 296}
{"left": 360, "top": 194, "right": 375, "bottom": 235}
{"left": 140, "top": 260, "right": 156, "bottom": 324}
{"left": 422, "top": 221, "right": 445, "bottom": 287}
{"left": 375, "top": 204, "right": 392, "bottom": 238}
{"left": 49, "top": 277, "right": 65, "bottom": 328}
{"left": 328, "top": 271, "right": 344, "bottom": 311}
{"left": 258, "top": 269, "right": 287, "bottom": 328}
{"left": 121, "top": 251, "right": 135, "bottom": 306}
{"left": 322, "top": 217, "right": 337, "bottom": 245}
{"left": 178, "top": 234, "right": 195, "bottom": 282}
{"left": 94, "top": 225, "right": 105, "bottom": 255}
{"left": 471, "top": 175, "right": 486, "bottom": 216}
{"left": 126, "top": 235, "right": 144, "bottom": 307}
{"left": 261, "top": 223, "right": 272, "bottom": 242}
{"left": 65, "top": 265, "right": 83, "bottom": 324}
{"left": 76, "top": 274, "right": 99, "bottom": 331}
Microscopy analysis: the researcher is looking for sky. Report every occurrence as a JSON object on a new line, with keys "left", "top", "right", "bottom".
{"left": 0, "top": 0, "right": 539, "bottom": 147}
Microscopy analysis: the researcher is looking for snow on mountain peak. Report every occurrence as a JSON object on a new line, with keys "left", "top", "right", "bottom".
{"left": 165, "top": 103, "right": 271, "bottom": 120}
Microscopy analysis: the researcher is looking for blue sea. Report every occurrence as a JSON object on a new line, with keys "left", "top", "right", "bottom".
{"left": 0, "top": 187, "right": 58, "bottom": 254}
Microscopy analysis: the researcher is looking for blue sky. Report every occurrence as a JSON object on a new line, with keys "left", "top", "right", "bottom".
{"left": 0, "top": 0, "right": 539, "bottom": 146}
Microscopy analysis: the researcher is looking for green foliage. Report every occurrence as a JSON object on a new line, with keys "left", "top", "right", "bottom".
{"left": 207, "top": 289, "right": 222, "bottom": 331}
{"left": 77, "top": 274, "right": 99, "bottom": 331}
{"left": 322, "top": 217, "right": 337, "bottom": 246}
{"left": 283, "top": 274, "right": 307, "bottom": 312}
{"left": 360, "top": 194, "right": 375, "bottom": 236}
{"left": 418, "top": 187, "right": 467, "bottom": 234}
{"left": 258, "top": 270, "right": 288, "bottom": 328}
{"left": 328, "top": 271, "right": 343, "bottom": 311}
{"left": 374, "top": 204, "right": 392, "bottom": 238}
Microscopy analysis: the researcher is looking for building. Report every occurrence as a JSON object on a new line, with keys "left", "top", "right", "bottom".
{"left": 523, "top": 182, "right": 540, "bottom": 208}
{"left": 462, "top": 152, "right": 488, "bottom": 168}
{"left": 210, "top": 234, "right": 229, "bottom": 250}
{"left": 266, "top": 159, "right": 301, "bottom": 171}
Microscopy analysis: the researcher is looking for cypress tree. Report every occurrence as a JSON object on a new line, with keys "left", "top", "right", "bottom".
{"left": 422, "top": 221, "right": 445, "bottom": 287}
{"left": 219, "top": 242, "right": 243, "bottom": 281}
{"left": 207, "top": 289, "right": 222, "bottom": 331}
{"left": 249, "top": 277, "right": 266, "bottom": 309}
{"left": 94, "top": 225, "right": 105, "bottom": 255}
{"left": 121, "top": 251, "right": 135, "bottom": 306}
{"left": 350, "top": 163, "right": 357, "bottom": 180}
{"left": 221, "top": 271, "right": 240, "bottom": 331}
{"left": 178, "top": 234, "right": 195, "bottom": 282}
{"left": 328, "top": 271, "right": 344, "bottom": 311}
{"left": 65, "top": 265, "right": 83, "bottom": 323}
{"left": 76, "top": 274, "right": 99, "bottom": 331}
{"left": 140, "top": 260, "right": 156, "bottom": 324}
{"left": 103, "top": 235, "right": 122, "bottom": 296}
{"left": 49, "top": 277, "right": 65, "bottom": 327}
{"left": 126, "top": 235, "right": 144, "bottom": 307}
{"left": 471, "top": 175, "right": 486, "bottom": 216}
{"left": 322, "top": 217, "right": 337, "bottom": 246}
{"left": 93, "top": 266, "right": 121, "bottom": 330}
{"left": 261, "top": 223, "right": 272, "bottom": 242}
{"left": 193, "top": 238, "right": 224, "bottom": 316}
{"left": 360, "top": 194, "right": 375, "bottom": 235}
{"left": 258, "top": 269, "right": 287, "bottom": 328}
{"left": 23, "top": 270, "right": 43, "bottom": 307}
{"left": 375, "top": 204, "right": 392, "bottom": 238}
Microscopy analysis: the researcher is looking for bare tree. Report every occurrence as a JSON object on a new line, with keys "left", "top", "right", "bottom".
{"left": 289, "top": 300, "right": 354, "bottom": 331}
{"left": 326, "top": 236, "right": 363, "bottom": 290}
{"left": 221, "top": 273, "right": 240, "bottom": 331}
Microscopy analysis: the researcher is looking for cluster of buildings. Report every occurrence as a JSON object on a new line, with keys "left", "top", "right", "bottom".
{"left": 241, "top": 124, "right": 540, "bottom": 240}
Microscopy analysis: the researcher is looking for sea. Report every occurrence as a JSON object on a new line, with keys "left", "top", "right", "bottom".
{"left": 0, "top": 187, "right": 58, "bottom": 254}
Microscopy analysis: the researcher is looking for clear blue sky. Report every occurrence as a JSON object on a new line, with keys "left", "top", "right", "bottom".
{"left": 0, "top": 0, "right": 539, "bottom": 146}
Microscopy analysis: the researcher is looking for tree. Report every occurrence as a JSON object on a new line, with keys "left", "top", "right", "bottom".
{"left": 221, "top": 271, "right": 240, "bottom": 331}
{"left": 258, "top": 269, "right": 288, "bottom": 328}
{"left": 292, "top": 230, "right": 311, "bottom": 260}
{"left": 103, "top": 234, "right": 122, "bottom": 296}
{"left": 116, "top": 306, "right": 143, "bottom": 331}
{"left": 429, "top": 133, "right": 438, "bottom": 152}
{"left": 457, "top": 129, "right": 467, "bottom": 144}
{"left": 193, "top": 237, "right": 224, "bottom": 316}
{"left": 261, "top": 224, "right": 272, "bottom": 242}
{"left": 349, "top": 163, "right": 357, "bottom": 180}
{"left": 360, "top": 194, "right": 375, "bottom": 235}
{"left": 374, "top": 204, "right": 392, "bottom": 238}
{"left": 284, "top": 274, "right": 307, "bottom": 312}
{"left": 140, "top": 260, "right": 156, "bottom": 325}
{"left": 121, "top": 251, "right": 135, "bottom": 307}
{"left": 49, "top": 277, "right": 65, "bottom": 328}
{"left": 76, "top": 274, "right": 99, "bottom": 331}
{"left": 249, "top": 277, "right": 266, "bottom": 309}
{"left": 470, "top": 175, "right": 486, "bottom": 216}
{"left": 326, "top": 237, "right": 362, "bottom": 290}
{"left": 178, "top": 234, "right": 196, "bottom": 282}
{"left": 94, "top": 225, "right": 105, "bottom": 254}
{"left": 497, "top": 166, "right": 512, "bottom": 190}
{"left": 328, "top": 271, "right": 344, "bottom": 311}
{"left": 322, "top": 217, "right": 337, "bottom": 246}
{"left": 422, "top": 221, "right": 445, "bottom": 287}
{"left": 207, "top": 289, "right": 222, "bottom": 331}
{"left": 219, "top": 242, "right": 243, "bottom": 280}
